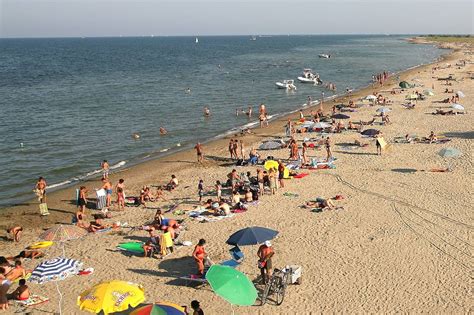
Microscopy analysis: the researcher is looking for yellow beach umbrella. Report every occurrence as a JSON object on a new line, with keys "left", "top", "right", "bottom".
{"left": 264, "top": 160, "right": 278, "bottom": 170}
{"left": 77, "top": 280, "right": 145, "bottom": 315}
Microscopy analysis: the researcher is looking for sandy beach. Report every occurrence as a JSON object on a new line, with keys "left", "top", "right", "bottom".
{"left": 0, "top": 38, "right": 472, "bottom": 314}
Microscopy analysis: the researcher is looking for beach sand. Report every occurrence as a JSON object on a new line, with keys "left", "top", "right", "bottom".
{"left": 0, "top": 39, "right": 472, "bottom": 314}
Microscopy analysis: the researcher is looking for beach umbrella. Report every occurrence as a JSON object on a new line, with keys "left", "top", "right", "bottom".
{"left": 457, "top": 91, "right": 465, "bottom": 97}
{"left": 226, "top": 226, "right": 278, "bottom": 246}
{"left": 438, "top": 148, "right": 461, "bottom": 158}
{"left": 312, "top": 122, "right": 331, "bottom": 129}
{"left": 406, "top": 94, "right": 418, "bottom": 100}
{"left": 376, "top": 107, "right": 392, "bottom": 113}
{"left": 438, "top": 147, "right": 461, "bottom": 171}
{"left": 423, "top": 89, "right": 435, "bottom": 96}
{"left": 30, "top": 257, "right": 83, "bottom": 315}
{"left": 259, "top": 141, "right": 283, "bottom": 150}
{"left": 331, "top": 113, "right": 350, "bottom": 120}
{"left": 399, "top": 81, "right": 411, "bottom": 89}
{"left": 205, "top": 265, "right": 258, "bottom": 307}
{"left": 77, "top": 280, "right": 146, "bottom": 315}
{"left": 451, "top": 104, "right": 464, "bottom": 111}
{"left": 300, "top": 121, "right": 315, "bottom": 128}
{"left": 361, "top": 129, "right": 380, "bottom": 136}
{"left": 130, "top": 302, "right": 185, "bottom": 315}
{"left": 365, "top": 95, "right": 377, "bottom": 100}
{"left": 264, "top": 160, "right": 279, "bottom": 170}
{"left": 40, "top": 224, "right": 87, "bottom": 256}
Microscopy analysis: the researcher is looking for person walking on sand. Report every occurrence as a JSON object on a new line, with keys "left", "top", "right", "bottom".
{"left": 78, "top": 186, "right": 88, "bottom": 213}
{"left": 35, "top": 177, "right": 47, "bottom": 203}
{"left": 117, "top": 187, "right": 125, "bottom": 210}
{"left": 257, "top": 240, "right": 274, "bottom": 284}
{"left": 215, "top": 180, "right": 222, "bottom": 201}
{"left": 302, "top": 142, "right": 309, "bottom": 165}
{"left": 375, "top": 137, "right": 382, "bottom": 155}
{"left": 257, "top": 169, "right": 264, "bottom": 196}
{"left": 101, "top": 178, "right": 113, "bottom": 208}
{"left": 198, "top": 179, "right": 204, "bottom": 203}
{"left": 101, "top": 160, "right": 110, "bottom": 179}
{"left": 228, "top": 139, "right": 235, "bottom": 159}
{"left": 325, "top": 137, "right": 332, "bottom": 161}
{"left": 278, "top": 161, "right": 285, "bottom": 188}
{"left": 194, "top": 142, "right": 204, "bottom": 163}
{"left": 232, "top": 139, "right": 239, "bottom": 159}
{"left": 192, "top": 239, "right": 207, "bottom": 276}
{"left": 240, "top": 140, "right": 245, "bottom": 160}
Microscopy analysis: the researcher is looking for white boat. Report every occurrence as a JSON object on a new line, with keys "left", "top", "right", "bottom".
{"left": 250, "top": 36, "right": 257, "bottom": 41}
{"left": 275, "top": 80, "right": 297, "bottom": 90}
{"left": 297, "top": 69, "right": 322, "bottom": 85}
{"left": 318, "top": 54, "right": 331, "bottom": 58}
{"left": 195, "top": 37, "right": 199, "bottom": 43}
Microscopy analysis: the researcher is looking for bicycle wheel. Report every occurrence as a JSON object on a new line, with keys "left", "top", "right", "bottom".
{"left": 275, "top": 278, "right": 286, "bottom": 305}
{"left": 260, "top": 278, "right": 272, "bottom": 305}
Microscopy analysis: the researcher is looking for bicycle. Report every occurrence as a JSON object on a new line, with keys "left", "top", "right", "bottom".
{"left": 260, "top": 268, "right": 290, "bottom": 306}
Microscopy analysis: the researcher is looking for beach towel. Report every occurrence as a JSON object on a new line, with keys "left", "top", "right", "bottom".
{"left": 232, "top": 208, "right": 247, "bottom": 213}
{"left": 13, "top": 272, "right": 32, "bottom": 283}
{"left": 293, "top": 173, "right": 309, "bottom": 179}
{"left": 15, "top": 295, "right": 49, "bottom": 306}
{"left": 39, "top": 203, "right": 49, "bottom": 216}
{"left": 117, "top": 242, "right": 145, "bottom": 254}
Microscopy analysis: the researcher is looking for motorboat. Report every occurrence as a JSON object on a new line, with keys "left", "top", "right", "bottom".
{"left": 297, "top": 69, "right": 322, "bottom": 85}
{"left": 275, "top": 79, "right": 297, "bottom": 90}
{"left": 195, "top": 37, "right": 199, "bottom": 44}
{"left": 318, "top": 54, "right": 331, "bottom": 58}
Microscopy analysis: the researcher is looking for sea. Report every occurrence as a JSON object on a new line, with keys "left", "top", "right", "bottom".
{"left": 0, "top": 35, "right": 446, "bottom": 207}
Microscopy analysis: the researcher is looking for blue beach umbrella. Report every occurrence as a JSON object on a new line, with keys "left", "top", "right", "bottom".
{"left": 438, "top": 148, "right": 461, "bottom": 158}
{"left": 30, "top": 257, "right": 83, "bottom": 315}
{"left": 226, "top": 226, "right": 278, "bottom": 246}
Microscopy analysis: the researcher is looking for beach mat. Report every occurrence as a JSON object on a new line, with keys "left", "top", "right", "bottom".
{"left": 15, "top": 295, "right": 49, "bottom": 306}
{"left": 117, "top": 242, "right": 144, "bottom": 254}
{"left": 293, "top": 173, "right": 309, "bottom": 179}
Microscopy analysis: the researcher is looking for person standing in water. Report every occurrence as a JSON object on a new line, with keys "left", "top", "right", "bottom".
{"left": 247, "top": 106, "right": 252, "bottom": 118}
{"left": 194, "top": 142, "right": 204, "bottom": 163}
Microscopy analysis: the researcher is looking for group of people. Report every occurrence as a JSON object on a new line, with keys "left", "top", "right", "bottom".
{"left": 0, "top": 257, "right": 31, "bottom": 310}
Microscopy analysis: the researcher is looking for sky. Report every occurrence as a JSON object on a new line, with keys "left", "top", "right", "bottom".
{"left": 1, "top": 0, "right": 473, "bottom": 38}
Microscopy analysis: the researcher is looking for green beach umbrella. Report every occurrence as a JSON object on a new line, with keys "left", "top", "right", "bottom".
{"left": 205, "top": 265, "right": 257, "bottom": 306}
{"left": 399, "top": 81, "right": 411, "bottom": 89}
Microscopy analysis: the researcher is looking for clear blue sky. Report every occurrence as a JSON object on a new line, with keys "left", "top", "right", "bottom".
{"left": 1, "top": 0, "right": 472, "bottom": 38}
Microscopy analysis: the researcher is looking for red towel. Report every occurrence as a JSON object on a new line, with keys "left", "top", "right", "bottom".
{"left": 293, "top": 173, "right": 309, "bottom": 179}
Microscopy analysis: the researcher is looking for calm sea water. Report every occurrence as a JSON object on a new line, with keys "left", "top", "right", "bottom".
{"left": 0, "top": 35, "right": 444, "bottom": 206}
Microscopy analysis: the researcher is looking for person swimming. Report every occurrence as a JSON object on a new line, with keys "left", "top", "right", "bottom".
{"left": 203, "top": 107, "right": 211, "bottom": 117}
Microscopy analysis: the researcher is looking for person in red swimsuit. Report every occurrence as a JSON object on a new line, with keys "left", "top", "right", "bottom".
{"left": 192, "top": 239, "right": 207, "bottom": 276}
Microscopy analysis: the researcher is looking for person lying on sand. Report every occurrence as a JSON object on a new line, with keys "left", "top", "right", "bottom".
{"left": 88, "top": 216, "right": 107, "bottom": 233}
{"left": 432, "top": 109, "right": 456, "bottom": 115}
{"left": 9, "top": 250, "right": 44, "bottom": 261}
{"left": 211, "top": 201, "right": 231, "bottom": 216}
{"left": 304, "top": 197, "right": 343, "bottom": 211}
{"left": 5, "top": 261, "right": 26, "bottom": 282}
{"left": 360, "top": 118, "right": 375, "bottom": 126}
{"left": 402, "top": 103, "right": 415, "bottom": 109}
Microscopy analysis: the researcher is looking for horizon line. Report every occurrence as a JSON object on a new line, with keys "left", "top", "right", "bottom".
{"left": 0, "top": 33, "right": 472, "bottom": 40}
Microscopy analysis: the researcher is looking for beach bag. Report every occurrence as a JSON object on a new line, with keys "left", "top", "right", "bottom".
{"left": 39, "top": 203, "right": 50, "bottom": 216}
{"left": 258, "top": 260, "right": 266, "bottom": 269}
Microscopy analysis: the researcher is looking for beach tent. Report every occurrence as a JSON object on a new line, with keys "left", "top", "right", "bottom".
{"left": 451, "top": 104, "right": 464, "bottom": 111}
{"left": 399, "top": 81, "right": 413, "bottom": 89}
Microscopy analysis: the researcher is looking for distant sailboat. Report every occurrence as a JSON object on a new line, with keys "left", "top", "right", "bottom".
{"left": 250, "top": 35, "right": 257, "bottom": 41}
{"left": 195, "top": 37, "right": 199, "bottom": 44}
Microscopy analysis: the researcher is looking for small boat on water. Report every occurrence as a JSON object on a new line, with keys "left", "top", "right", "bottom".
{"left": 275, "top": 80, "right": 297, "bottom": 90}
{"left": 319, "top": 54, "right": 331, "bottom": 59}
{"left": 195, "top": 37, "right": 199, "bottom": 44}
{"left": 250, "top": 36, "right": 257, "bottom": 41}
{"left": 297, "top": 69, "right": 322, "bottom": 85}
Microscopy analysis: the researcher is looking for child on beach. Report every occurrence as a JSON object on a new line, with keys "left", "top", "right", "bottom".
{"left": 215, "top": 181, "right": 222, "bottom": 201}
{"left": 6, "top": 226, "right": 22, "bottom": 242}
{"left": 198, "top": 180, "right": 204, "bottom": 202}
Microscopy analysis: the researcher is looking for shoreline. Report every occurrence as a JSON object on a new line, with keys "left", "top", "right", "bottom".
{"left": 0, "top": 38, "right": 458, "bottom": 231}
{"left": 0, "top": 38, "right": 461, "bottom": 230}
{"left": 0, "top": 39, "right": 450, "bottom": 211}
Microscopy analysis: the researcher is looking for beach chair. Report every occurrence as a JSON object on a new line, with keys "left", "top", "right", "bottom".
{"left": 220, "top": 246, "right": 244, "bottom": 268}
{"left": 96, "top": 189, "right": 106, "bottom": 210}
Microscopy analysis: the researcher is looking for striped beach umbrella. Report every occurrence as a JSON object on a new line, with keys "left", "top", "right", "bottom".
{"left": 39, "top": 224, "right": 87, "bottom": 255}
{"left": 130, "top": 302, "right": 186, "bottom": 315}
{"left": 31, "top": 257, "right": 83, "bottom": 315}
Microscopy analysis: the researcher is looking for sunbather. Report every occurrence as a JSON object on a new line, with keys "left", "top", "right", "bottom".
{"left": 9, "top": 279, "right": 29, "bottom": 301}
{"left": 6, "top": 226, "right": 22, "bottom": 242}
{"left": 432, "top": 109, "right": 455, "bottom": 115}
{"left": 428, "top": 131, "right": 437, "bottom": 144}
{"left": 9, "top": 250, "right": 44, "bottom": 260}
{"left": 360, "top": 118, "right": 375, "bottom": 126}
{"left": 5, "top": 261, "right": 26, "bottom": 282}
{"left": 88, "top": 216, "right": 107, "bottom": 233}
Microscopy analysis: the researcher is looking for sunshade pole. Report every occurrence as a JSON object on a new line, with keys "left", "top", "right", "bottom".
{"left": 61, "top": 242, "right": 65, "bottom": 257}
{"left": 231, "top": 303, "right": 235, "bottom": 315}
{"left": 56, "top": 282, "right": 63, "bottom": 315}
